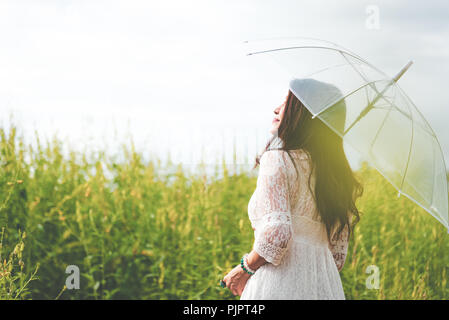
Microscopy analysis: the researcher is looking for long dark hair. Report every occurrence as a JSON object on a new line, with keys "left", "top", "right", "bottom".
{"left": 254, "top": 89, "right": 363, "bottom": 243}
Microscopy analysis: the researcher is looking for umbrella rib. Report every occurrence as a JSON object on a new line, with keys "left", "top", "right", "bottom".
{"left": 352, "top": 61, "right": 416, "bottom": 141}
{"left": 431, "top": 140, "right": 436, "bottom": 209}
{"left": 247, "top": 46, "right": 388, "bottom": 77}
{"left": 397, "top": 86, "right": 436, "bottom": 138}
{"left": 397, "top": 92, "right": 415, "bottom": 196}
{"left": 304, "top": 58, "right": 380, "bottom": 80}
{"left": 311, "top": 80, "right": 382, "bottom": 120}
{"left": 339, "top": 51, "right": 395, "bottom": 111}
{"left": 342, "top": 80, "right": 395, "bottom": 136}
{"left": 369, "top": 102, "right": 394, "bottom": 151}
{"left": 303, "top": 62, "right": 352, "bottom": 79}
{"left": 338, "top": 51, "right": 409, "bottom": 137}
{"left": 364, "top": 87, "right": 370, "bottom": 108}
{"left": 339, "top": 52, "right": 400, "bottom": 135}
{"left": 244, "top": 36, "right": 367, "bottom": 61}
{"left": 314, "top": 84, "right": 416, "bottom": 133}
{"left": 340, "top": 83, "right": 421, "bottom": 137}
{"left": 312, "top": 79, "right": 423, "bottom": 140}
{"left": 368, "top": 85, "right": 399, "bottom": 152}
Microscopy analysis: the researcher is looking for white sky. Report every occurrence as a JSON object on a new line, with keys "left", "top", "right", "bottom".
{"left": 0, "top": 0, "right": 448, "bottom": 173}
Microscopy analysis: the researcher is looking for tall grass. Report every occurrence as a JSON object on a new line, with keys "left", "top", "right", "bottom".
{"left": 0, "top": 124, "right": 448, "bottom": 299}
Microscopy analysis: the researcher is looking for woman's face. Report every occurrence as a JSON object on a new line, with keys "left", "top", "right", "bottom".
{"left": 270, "top": 94, "right": 288, "bottom": 135}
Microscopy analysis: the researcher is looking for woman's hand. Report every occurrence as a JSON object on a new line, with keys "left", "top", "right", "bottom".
{"left": 223, "top": 265, "right": 251, "bottom": 296}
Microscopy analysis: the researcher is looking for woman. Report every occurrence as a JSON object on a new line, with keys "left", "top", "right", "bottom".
{"left": 222, "top": 78, "right": 363, "bottom": 299}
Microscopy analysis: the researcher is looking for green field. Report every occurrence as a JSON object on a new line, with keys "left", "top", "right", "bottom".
{"left": 1, "top": 124, "right": 448, "bottom": 300}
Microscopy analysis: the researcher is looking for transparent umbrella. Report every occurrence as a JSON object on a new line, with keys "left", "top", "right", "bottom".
{"left": 244, "top": 37, "right": 449, "bottom": 231}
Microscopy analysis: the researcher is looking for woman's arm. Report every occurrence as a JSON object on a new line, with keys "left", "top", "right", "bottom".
{"left": 222, "top": 250, "right": 267, "bottom": 296}
{"left": 246, "top": 249, "right": 268, "bottom": 271}
{"left": 251, "top": 150, "right": 293, "bottom": 266}
{"left": 222, "top": 150, "right": 292, "bottom": 296}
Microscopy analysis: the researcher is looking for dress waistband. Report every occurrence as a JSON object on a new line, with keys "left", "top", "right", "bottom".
{"left": 291, "top": 215, "right": 329, "bottom": 247}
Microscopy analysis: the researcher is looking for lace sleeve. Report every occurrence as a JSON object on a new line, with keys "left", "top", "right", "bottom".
{"left": 253, "top": 150, "right": 293, "bottom": 266}
{"left": 328, "top": 222, "right": 350, "bottom": 272}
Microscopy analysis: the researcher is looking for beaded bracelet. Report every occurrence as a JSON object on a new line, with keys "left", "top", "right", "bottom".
{"left": 244, "top": 254, "right": 257, "bottom": 274}
{"left": 240, "top": 253, "right": 256, "bottom": 275}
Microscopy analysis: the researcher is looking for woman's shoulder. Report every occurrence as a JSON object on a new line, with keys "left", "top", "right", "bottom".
{"left": 260, "top": 149, "right": 288, "bottom": 166}
{"left": 258, "top": 150, "right": 289, "bottom": 178}
{"left": 259, "top": 149, "right": 301, "bottom": 173}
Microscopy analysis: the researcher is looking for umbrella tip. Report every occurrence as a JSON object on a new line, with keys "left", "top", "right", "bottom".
{"left": 393, "top": 61, "right": 414, "bottom": 82}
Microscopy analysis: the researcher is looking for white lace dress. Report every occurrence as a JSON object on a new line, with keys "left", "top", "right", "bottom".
{"left": 240, "top": 149, "right": 349, "bottom": 300}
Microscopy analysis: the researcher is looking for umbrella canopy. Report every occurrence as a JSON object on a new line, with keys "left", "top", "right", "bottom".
{"left": 244, "top": 37, "right": 449, "bottom": 231}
